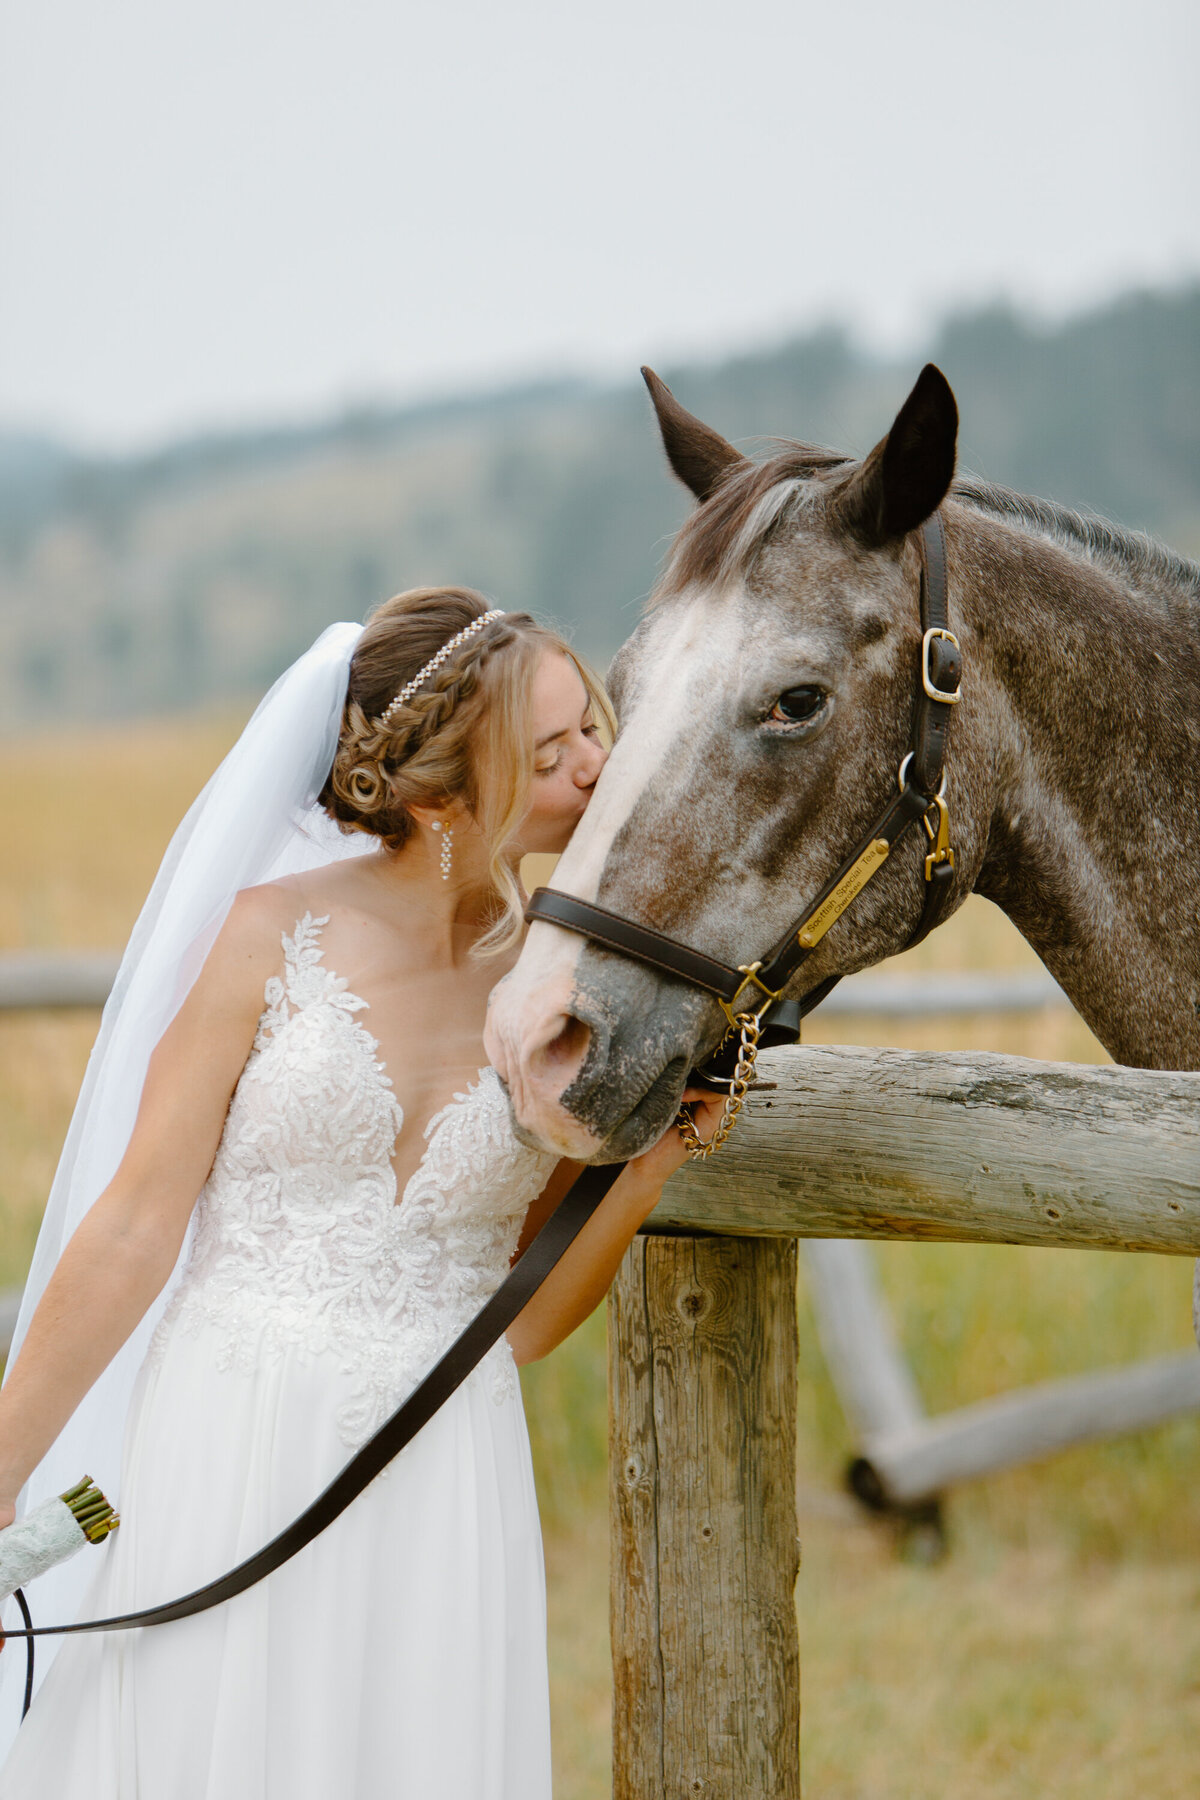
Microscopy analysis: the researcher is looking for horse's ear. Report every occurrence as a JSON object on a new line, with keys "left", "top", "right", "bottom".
{"left": 641, "top": 366, "right": 749, "bottom": 502}
{"left": 832, "top": 364, "right": 958, "bottom": 547}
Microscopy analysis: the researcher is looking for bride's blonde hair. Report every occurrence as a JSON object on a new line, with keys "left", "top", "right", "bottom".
{"left": 320, "top": 587, "right": 613, "bottom": 955}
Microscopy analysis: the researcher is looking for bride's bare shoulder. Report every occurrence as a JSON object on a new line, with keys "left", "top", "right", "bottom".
{"left": 193, "top": 884, "right": 298, "bottom": 1002}
{"left": 190, "top": 867, "right": 356, "bottom": 1019}
{"left": 222, "top": 856, "right": 380, "bottom": 950}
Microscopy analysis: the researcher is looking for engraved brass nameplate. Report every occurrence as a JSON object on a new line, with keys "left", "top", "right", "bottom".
{"left": 796, "top": 838, "right": 890, "bottom": 949}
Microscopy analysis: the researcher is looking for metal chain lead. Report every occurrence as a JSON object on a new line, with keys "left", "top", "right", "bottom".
{"left": 674, "top": 1013, "right": 762, "bottom": 1160}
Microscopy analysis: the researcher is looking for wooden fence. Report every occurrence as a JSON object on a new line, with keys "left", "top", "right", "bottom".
{"left": 0, "top": 950, "right": 1066, "bottom": 1016}
{"left": 5, "top": 953, "right": 1199, "bottom": 1792}
{"left": 613, "top": 1045, "right": 1200, "bottom": 1797}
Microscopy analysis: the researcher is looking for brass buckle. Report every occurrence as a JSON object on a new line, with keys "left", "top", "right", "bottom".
{"left": 719, "top": 961, "right": 784, "bottom": 1030}
{"left": 921, "top": 627, "right": 962, "bottom": 704}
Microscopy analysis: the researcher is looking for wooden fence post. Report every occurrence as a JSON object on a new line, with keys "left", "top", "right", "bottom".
{"left": 609, "top": 1232, "right": 800, "bottom": 1799}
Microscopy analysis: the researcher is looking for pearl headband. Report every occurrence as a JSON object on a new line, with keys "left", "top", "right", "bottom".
{"left": 378, "top": 609, "right": 507, "bottom": 728}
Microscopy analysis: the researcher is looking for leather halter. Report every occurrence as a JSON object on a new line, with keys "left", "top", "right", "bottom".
{"left": 2, "top": 518, "right": 961, "bottom": 1696}
{"left": 524, "top": 512, "right": 962, "bottom": 1063}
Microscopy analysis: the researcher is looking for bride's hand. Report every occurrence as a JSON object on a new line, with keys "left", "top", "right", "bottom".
{"left": 624, "top": 1085, "right": 726, "bottom": 1201}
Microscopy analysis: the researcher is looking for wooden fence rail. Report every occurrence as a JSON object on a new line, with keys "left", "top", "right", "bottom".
{"left": 851, "top": 1348, "right": 1200, "bottom": 1506}
{"left": 0, "top": 951, "right": 120, "bottom": 1009}
{"left": 656, "top": 1044, "right": 1200, "bottom": 1255}
{"left": 0, "top": 1291, "right": 21, "bottom": 1357}
{"left": 612, "top": 1043, "right": 1200, "bottom": 1796}
{"left": 4, "top": 962, "right": 1196, "bottom": 1795}
{"left": 0, "top": 950, "right": 1067, "bottom": 1016}
{"left": 803, "top": 1236, "right": 1200, "bottom": 1516}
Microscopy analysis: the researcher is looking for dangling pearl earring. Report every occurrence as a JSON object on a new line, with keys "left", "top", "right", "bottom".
{"left": 431, "top": 819, "right": 453, "bottom": 881}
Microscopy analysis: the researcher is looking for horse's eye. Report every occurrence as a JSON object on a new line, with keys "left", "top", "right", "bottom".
{"left": 770, "top": 686, "right": 825, "bottom": 724}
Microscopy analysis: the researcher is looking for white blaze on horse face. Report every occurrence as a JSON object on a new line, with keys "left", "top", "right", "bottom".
{"left": 554, "top": 606, "right": 725, "bottom": 891}
{"left": 487, "top": 591, "right": 744, "bottom": 1150}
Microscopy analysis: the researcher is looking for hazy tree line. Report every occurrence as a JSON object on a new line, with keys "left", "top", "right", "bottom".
{"left": 0, "top": 284, "right": 1196, "bottom": 725}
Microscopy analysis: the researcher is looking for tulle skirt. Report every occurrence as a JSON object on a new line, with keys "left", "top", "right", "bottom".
{"left": 0, "top": 1317, "right": 553, "bottom": 1799}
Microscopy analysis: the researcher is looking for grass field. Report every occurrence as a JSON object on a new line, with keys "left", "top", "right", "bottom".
{"left": 2, "top": 714, "right": 1198, "bottom": 1797}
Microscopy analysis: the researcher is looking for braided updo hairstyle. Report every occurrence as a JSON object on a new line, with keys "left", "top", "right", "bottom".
{"left": 320, "top": 586, "right": 613, "bottom": 954}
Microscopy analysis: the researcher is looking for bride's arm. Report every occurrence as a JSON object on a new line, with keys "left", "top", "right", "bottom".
{"left": 0, "top": 888, "right": 288, "bottom": 1526}
{"left": 505, "top": 1089, "right": 723, "bottom": 1366}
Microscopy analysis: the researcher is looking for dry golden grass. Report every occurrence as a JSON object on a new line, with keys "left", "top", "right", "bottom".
{"left": 0, "top": 1013, "right": 99, "bottom": 1286}
{"left": 521, "top": 844, "right": 1200, "bottom": 1795}
{"left": 0, "top": 708, "right": 251, "bottom": 1284}
{"left": 0, "top": 707, "right": 252, "bottom": 952}
{"left": 4, "top": 715, "right": 1199, "bottom": 1797}
{"left": 542, "top": 1505, "right": 1200, "bottom": 1800}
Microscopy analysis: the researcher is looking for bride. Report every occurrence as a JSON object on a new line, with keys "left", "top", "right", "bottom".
{"left": 0, "top": 589, "right": 720, "bottom": 1797}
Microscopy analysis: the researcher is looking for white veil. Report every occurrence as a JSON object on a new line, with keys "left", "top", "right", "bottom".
{"left": 0, "top": 621, "right": 369, "bottom": 1741}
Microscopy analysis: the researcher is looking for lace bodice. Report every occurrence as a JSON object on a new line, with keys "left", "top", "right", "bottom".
{"left": 150, "top": 912, "right": 558, "bottom": 1444}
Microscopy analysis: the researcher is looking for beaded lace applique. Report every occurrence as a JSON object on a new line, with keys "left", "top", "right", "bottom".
{"left": 149, "top": 912, "right": 557, "bottom": 1445}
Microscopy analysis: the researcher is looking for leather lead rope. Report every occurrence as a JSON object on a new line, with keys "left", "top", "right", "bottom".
{"left": 5, "top": 515, "right": 963, "bottom": 1713}
{"left": 6, "top": 1161, "right": 627, "bottom": 1708}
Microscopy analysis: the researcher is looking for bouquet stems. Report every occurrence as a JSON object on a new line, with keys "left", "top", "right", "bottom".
{"left": 59, "top": 1475, "right": 120, "bottom": 1544}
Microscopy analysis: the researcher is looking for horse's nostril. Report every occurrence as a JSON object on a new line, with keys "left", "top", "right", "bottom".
{"left": 536, "top": 1014, "right": 591, "bottom": 1081}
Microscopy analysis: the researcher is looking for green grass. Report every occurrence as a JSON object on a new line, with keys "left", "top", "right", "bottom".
{"left": 5, "top": 716, "right": 1200, "bottom": 1797}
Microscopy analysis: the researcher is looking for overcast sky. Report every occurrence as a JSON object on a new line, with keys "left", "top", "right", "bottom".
{"left": 1, "top": 0, "right": 1195, "bottom": 450}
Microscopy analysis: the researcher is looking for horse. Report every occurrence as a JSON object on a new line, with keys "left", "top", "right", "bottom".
{"left": 485, "top": 364, "right": 1200, "bottom": 1163}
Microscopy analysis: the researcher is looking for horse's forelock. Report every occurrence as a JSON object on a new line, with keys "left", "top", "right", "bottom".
{"left": 652, "top": 446, "right": 850, "bottom": 603}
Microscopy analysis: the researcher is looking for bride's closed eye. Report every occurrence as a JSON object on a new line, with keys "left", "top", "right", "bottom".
{"left": 534, "top": 716, "right": 600, "bottom": 777}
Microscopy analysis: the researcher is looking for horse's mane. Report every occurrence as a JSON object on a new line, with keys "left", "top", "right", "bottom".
{"left": 950, "top": 475, "right": 1200, "bottom": 598}
{"left": 654, "top": 442, "right": 1200, "bottom": 603}
{"left": 653, "top": 447, "right": 847, "bottom": 598}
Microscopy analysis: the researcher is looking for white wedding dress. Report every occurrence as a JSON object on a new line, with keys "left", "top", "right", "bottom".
{"left": 0, "top": 912, "right": 559, "bottom": 1799}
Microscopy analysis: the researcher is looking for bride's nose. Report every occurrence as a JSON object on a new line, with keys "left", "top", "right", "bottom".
{"left": 576, "top": 736, "right": 607, "bottom": 789}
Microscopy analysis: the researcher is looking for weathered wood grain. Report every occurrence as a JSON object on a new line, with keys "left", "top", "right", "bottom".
{"left": 609, "top": 1234, "right": 800, "bottom": 1800}
{"left": 657, "top": 1045, "right": 1200, "bottom": 1254}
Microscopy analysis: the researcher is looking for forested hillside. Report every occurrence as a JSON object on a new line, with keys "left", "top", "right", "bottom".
{"left": 2, "top": 284, "right": 1197, "bottom": 725}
